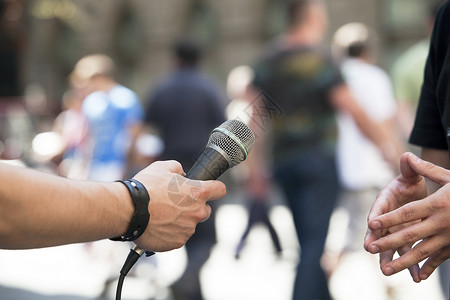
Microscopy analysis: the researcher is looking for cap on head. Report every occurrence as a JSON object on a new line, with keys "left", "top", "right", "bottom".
{"left": 332, "top": 22, "right": 377, "bottom": 60}
{"left": 71, "top": 54, "right": 115, "bottom": 84}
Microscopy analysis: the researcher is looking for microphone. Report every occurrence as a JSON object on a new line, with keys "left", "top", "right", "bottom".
{"left": 116, "top": 119, "right": 255, "bottom": 300}
{"left": 186, "top": 119, "right": 255, "bottom": 180}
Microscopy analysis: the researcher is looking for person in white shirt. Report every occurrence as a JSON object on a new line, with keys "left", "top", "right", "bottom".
{"left": 332, "top": 22, "right": 402, "bottom": 254}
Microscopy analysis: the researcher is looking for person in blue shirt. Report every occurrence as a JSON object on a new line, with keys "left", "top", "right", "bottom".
{"left": 71, "top": 54, "right": 144, "bottom": 182}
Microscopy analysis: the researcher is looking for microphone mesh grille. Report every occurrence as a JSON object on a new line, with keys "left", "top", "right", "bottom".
{"left": 207, "top": 119, "right": 255, "bottom": 167}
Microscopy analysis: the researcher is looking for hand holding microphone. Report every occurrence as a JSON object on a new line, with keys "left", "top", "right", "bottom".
{"left": 115, "top": 120, "right": 255, "bottom": 299}
{"left": 132, "top": 119, "right": 254, "bottom": 251}
{"left": 130, "top": 160, "right": 225, "bottom": 252}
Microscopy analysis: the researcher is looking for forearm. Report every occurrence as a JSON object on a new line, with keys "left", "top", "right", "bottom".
{"left": 332, "top": 85, "right": 381, "bottom": 144}
{"left": 0, "top": 160, "right": 227, "bottom": 252}
{"left": 0, "top": 162, "right": 133, "bottom": 249}
{"left": 331, "top": 84, "right": 404, "bottom": 167}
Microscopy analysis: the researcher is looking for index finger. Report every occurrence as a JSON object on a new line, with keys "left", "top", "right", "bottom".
{"left": 370, "top": 198, "right": 429, "bottom": 231}
{"left": 164, "top": 160, "right": 186, "bottom": 175}
{"left": 406, "top": 153, "right": 450, "bottom": 186}
{"left": 364, "top": 227, "right": 384, "bottom": 252}
{"left": 364, "top": 188, "right": 393, "bottom": 251}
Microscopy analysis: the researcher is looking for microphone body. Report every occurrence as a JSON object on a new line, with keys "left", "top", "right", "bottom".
{"left": 186, "top": 147, "right": 230, "bottom": 180}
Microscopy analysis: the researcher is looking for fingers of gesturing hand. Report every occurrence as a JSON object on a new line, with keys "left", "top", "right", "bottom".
{"left": 367, "top": 214, "right": 433, "bottom": 255}
{"left": 366, "top": 174, "right": 426, "bottom": 229}
{"left": 368, "top": 186, "right": 450, "bottom": 251}
{"left": 377, "top": 246, "right": 420, "bottom": 282}
{"left": 397, "top": 245, "right": 421, "bottom": 282}
{"left": 400, "top": 152, "right": 422, "bottom": 180}
{"left": 406, "top": 153, "right": 450, "bottom": 186}
{"left": 366, "top": 188, "right": 393, "bottom": 224}
{"left": 364, "top": 190, "right": 396, "bottom": 252}
{"left": 378, "top": 237, "right": 448, "bottom": 281}
{"left": 365, "top": 201, "right": 425, "bottom": 255}
{"left": 367, "top": 200, "right": 428, "bottom": 237}
{"left": 378, "top": 246, "right": 420, "bottom": 282}
{"left": 364, "top": 154, "right": 450, "bottom": 281}
{"left": 379, "top": 249, "right": 395, "bottom": 271}
{"left": 364, "top": 228, "right": 382, "bottom": 252}
{"left": 419, "top": 246, "right": 450, "bottom": 280}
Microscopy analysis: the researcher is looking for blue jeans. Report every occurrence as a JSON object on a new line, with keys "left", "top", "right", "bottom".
{"left": 275, "top": 150, "right": 339, "bottom": 300}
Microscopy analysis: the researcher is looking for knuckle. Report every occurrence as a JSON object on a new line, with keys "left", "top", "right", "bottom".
{"left": 218, "top": 183, "right": 226, "bottom": 196}
{"left": 428, "top": 256, "right": 445, "bottom": 269}
{"left": 414, "top": 248, "right": 431, "bottom": 262}
{"left": 434, "top": 247, "right": 450, "bottom": 262}
{"left": 422, "top": 160, "right": 436, "bottom": 171}
{"left": 400, "top": 207, "right": 416, "bottom": 223}
{"left": 192, "top": 186, "right": 206, "bottom": 201}
{"left": 174, "top": 240, "right": 185, "bottom": 249}
{"left": 401, "top": 230, "right": 418, "bottom": 244}
{"left": 203, "top": 205, "right": 212, "bottom": 220}
{"left": 193, "top": 208, "right": 208, "bottom": 221}
{"left": 153, "top": 160, "right": 164, "bottom": 167}
{"left": 182, "top": 227, "right": 196, "bottom": 241}
{"left": 436, "top": 219, "right": 450, "bottom": 233}
{"left": 430, "top": 198, "right": 449, "bottom": 211}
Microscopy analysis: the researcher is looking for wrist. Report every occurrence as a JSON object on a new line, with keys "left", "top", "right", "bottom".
{"left": 110, "top": 179, "right": 150, "bottom": 242}
{"left": 111, "top": 181, "right": 136, "bottom": 238}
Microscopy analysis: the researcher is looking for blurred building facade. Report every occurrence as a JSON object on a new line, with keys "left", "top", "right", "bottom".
{"left": 1, "top": 0, "right": 442, "bottom": 104}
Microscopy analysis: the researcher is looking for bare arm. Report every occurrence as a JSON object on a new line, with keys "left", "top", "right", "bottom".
{"left": 0, "top": 160, "right": 226, "bottom": 251}
{"left": 330, "top": 83, "right": 405, "bottom": 170}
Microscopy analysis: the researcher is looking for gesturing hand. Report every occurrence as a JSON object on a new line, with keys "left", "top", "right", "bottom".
{"left": 364, "top": 152, "right": 450, "bottom": 282}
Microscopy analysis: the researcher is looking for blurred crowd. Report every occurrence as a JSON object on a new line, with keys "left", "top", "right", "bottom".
{"left": 0, "top": 0, "right": 447, "bottom": 300}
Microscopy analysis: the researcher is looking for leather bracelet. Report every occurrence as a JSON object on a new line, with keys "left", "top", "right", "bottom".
{"left": 110, "top": 179, "right": 150, "bottom": 242}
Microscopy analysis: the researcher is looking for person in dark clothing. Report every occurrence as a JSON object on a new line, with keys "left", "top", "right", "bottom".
{"left": 145, "top": 39, "right": 226, "bottom": 169}
{"left": 144, "top": 38, "right": 226, "bottom": 300}
{"left": 365, "top": 0, "right": 450, "bottom": 286}
{"left": 249, "top": 1, "right": 402, "bottom": 299}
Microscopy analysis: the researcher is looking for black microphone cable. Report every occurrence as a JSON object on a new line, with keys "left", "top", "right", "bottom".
{"left": 115, "top": 244, "right": 155, "bottom": 300}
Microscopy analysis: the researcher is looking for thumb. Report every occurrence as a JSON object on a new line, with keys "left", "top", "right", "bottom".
{"left": 400, "top": 152, "right": 422, "bottom": 181}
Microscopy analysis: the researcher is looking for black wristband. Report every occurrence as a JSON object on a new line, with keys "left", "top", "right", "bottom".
{"left": 110, "top": 179, "right": 150, "bottom": 242}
